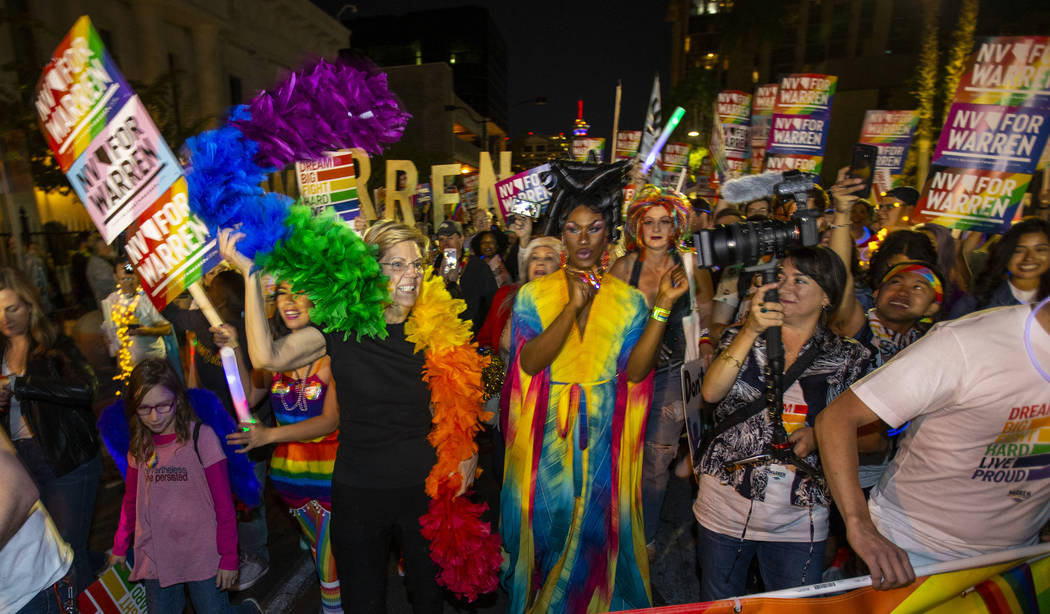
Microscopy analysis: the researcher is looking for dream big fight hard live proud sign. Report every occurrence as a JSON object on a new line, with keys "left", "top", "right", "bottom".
{"left": 914, "top": 36, "right": 1050, "bottom": 233}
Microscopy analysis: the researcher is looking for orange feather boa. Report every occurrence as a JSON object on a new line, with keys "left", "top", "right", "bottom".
{"left": 405, "top": 271, "right": 502, "bottom": 601}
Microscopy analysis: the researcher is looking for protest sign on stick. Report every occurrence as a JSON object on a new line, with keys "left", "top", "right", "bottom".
{"left": 914, "top": 36, "right": 1050, "bottom": 233}
{"left": 750, "top": 83, "right": 778, "bottom": 172}
{"left": 35, "top": 16, "right": 181, "bottom": 243}
{"left": 495, "top": 164, "right": 551, "bottom": 221}
{"left": 858, "top": 110, "right": 919, "bottom": 193}
{"left": 122, "top": 177, "right": 221, "bottom": 312}
{"left": 572, "top": 137, "right": 606, "bottom": 162}
{"left": 715, "top": 90, "right": 752, "bottom": 180}
{"left": 766, "top": 74, "right": 837, "bottom": 174}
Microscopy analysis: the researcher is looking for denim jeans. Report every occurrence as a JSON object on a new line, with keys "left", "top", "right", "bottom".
{"left": 14, "top": 438, "right": 102, "bottom": 593}
{"left": 696, "top": 523, "right": 825, "bottom": 601}
{"left": 641, "top": 369, "right": 684, "bottom": 545}
{"left": 15, "top": 584, "right": 65, "bottom": 614}
{"left": 142, "top": 577, "right": 257, "bottom": 614}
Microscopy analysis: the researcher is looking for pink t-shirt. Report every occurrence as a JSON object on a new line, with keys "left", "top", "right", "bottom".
{"left": 119, "top": 425, "right": 233, "bottom": 586}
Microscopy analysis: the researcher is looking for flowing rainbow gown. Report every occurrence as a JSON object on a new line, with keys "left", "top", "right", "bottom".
{"left": 500, "top": 272, "right": 654, "bottom": 614}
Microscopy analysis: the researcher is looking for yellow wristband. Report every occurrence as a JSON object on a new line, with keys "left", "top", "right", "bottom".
{"left": 651, "top": 306, "right": 671, "bottom": 323}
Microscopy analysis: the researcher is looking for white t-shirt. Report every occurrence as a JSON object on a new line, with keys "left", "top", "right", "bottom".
{"left": 0, "top": 501, "right": 73, "bottom": 612}
{"left": 853, "top": 305, "right": 1050, "bottom": 562}
{"left": 101, "top": 290, "right": 169, "bottom": 363}
{"left": 693, "top": 382, "right": 829, "bottom": 542}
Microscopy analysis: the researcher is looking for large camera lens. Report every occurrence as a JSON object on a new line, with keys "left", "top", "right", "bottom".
{"left": 693, "top": 210, "right": 821, "bottom": 269}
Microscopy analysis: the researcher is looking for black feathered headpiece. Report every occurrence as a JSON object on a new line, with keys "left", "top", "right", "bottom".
{"left": 541, "top": 159, "right": 632, "bottom": 240}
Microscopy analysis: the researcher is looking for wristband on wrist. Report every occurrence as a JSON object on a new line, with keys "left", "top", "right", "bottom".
{"left": 651, "top": 306, "right": 671, "bottom": 323}
{"left": 829, "top": 223, "right": 850, "bottom": 228}
{"left": 698, "top": 336, "right": 712, "bottom": 347}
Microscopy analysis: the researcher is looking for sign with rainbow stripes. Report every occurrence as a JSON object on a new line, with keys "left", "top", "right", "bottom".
{"left": 716, "top": 90, "right": 752, "bottom": 180}
{"left": 35, "top": 16, "right": 180, "bottom": 244}
{"left": 859, "top": 110, "right": 919, "bottom": 192}
{"left": 36, "top": 17, "right": 219, "bottom": 311}
{"left": 766, "top": 74, "right": 837, "bottom": 174}
{"left": 750, "top": 83, "right": 778, "bottom": 172}
{"left": 295, "top": 149, "right": 360, "bottom": 221}
{"left": 77, "top": 562, "right": 146, "bottom": 614}
{"left": 915, "top": 36, "right": 1050, "bottom": 232}
{"left": 123, "top": 177, "right": 221, "bottom": 311}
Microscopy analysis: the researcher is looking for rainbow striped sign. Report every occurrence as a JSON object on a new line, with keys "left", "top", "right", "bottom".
{"left": 77, "top": 562, "right": 146, "bottom": 614}
{"left": 750, "top": 83, "right": 778, "bottom": 172}
{"left": 295, "top": 149, "right": 360, "bottom": 222}
{"left": 35, "top": 17, "right": 179, "bottom": 244}
{"left": 716, "top": 90, "right": 752, "bottom": 179}
{"left": 859, "top": 109, "right": 919, "bottom": 191}
{"left": 915, "top": 36, "right": 1050, "bottom": 232}
{"left": 123, "top": 177, "right": 221, "bottom": 311}
{"left": 766, "top": 74, "right": 837, "bottom": 173}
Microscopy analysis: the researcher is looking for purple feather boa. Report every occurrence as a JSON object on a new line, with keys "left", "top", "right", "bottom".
{"left": 233, "top": 58, "right": 411, "bottom": 168}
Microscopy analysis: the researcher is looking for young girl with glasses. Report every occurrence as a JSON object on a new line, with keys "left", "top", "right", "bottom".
{"left": 108, "top": 359, "right": 259, "bottom": 614}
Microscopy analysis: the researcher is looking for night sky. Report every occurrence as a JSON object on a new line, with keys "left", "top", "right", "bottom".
{"left": 309, "top": 0, "right": 672, "bottom": 138}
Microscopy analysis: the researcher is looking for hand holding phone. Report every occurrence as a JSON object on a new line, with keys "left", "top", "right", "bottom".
{"left": 847, "top": 144, "right": 878, "bottom": 198}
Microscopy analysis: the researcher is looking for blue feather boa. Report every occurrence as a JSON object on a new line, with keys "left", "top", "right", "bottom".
{"left": 97, "top": 388, "right": 262, "bottom": 507}
{"left": 183, "top": 106, "right": 293, "bottom": 260}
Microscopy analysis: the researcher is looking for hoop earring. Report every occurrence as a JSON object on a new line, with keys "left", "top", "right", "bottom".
{"left": 560, "top": 250, "right": 567, "bottom": 268}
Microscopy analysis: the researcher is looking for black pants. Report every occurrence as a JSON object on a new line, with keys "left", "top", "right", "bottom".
{"left": 331, "top": 483, "right": 443, "bottom": 614}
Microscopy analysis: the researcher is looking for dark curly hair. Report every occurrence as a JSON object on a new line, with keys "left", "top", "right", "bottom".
{"left": 971, "top": 217, "right": 1050, "bottom": 309}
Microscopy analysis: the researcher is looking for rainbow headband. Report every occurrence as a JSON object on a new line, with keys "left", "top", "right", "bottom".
{"left": 881, "top": 262, "right": 943, "bottom": 303}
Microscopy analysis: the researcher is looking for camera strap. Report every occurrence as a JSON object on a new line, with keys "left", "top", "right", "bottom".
{"left": 698, "top": 340, "right": 821, "bottom": 460}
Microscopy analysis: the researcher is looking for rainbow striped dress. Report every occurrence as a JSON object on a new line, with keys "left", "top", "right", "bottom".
{"left": 500, "top": 272, "right": 654, "bottom": 614}
{"left": 269, "top": 369, "right": 338, "bottom": 510}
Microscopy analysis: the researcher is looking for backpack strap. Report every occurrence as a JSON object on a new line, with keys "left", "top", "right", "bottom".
{"left": 192, "top": 421, "right": 203, "bottom": 466}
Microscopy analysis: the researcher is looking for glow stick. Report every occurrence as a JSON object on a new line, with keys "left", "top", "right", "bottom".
{"left": 219, "top": 346, "right": 253, "bottom": 425}
{"left": 641, "top": 106, "right": 686, "bottom": 175}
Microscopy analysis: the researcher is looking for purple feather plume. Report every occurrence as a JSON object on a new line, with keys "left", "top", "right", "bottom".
{"left": 233, "top": 58, "right": 411, "bottom": 168}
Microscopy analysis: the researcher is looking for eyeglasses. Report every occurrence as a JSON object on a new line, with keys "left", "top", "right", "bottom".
{"left": 136, "top": 399, "right": 176, "bottom": 416}
{"left": 379, "top": 260, "right": 425, "bottom": 275}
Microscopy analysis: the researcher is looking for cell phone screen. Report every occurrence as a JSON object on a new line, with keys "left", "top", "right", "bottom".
{"left": 848, "top": 144, "right": 878, "bottom": 197}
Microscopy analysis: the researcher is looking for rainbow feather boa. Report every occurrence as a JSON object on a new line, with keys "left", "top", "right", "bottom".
{"left": 181, "top": 57, "right": 500, "bottom": 600}
{"left": 406, "top": 272, "right": 501, "bottom": 601}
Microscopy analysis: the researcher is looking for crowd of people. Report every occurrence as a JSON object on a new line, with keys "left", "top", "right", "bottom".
{"left": 1, "top": 156, "right": 1048, "bottom": 614}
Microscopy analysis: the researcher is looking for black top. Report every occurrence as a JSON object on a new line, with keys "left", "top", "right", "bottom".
{"left": 628, "top": 254, "right": 690, "bottom": 370}
{"left": 327, "top": 322, "right": 436, "bottom": 489}
{"left": 434, "top": 253, "right": 498, "bottom": 335}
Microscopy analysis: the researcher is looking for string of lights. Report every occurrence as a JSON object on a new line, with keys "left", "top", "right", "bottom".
{"left": 110, "top": 288, "right": 142, "bottom": 394}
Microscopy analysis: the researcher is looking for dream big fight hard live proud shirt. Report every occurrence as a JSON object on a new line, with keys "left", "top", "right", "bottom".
{"left": 852, "top": 305, "right": 1050, "bottom": 561}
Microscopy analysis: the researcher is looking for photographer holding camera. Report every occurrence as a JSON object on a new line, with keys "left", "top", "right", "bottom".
{"left": 690, "top": 172, "right": 869, "bottom": 600}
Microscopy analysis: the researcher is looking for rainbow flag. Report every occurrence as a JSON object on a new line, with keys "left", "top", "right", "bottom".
{"left": 619, "top": 547, "right": 1050, "bottom": 614}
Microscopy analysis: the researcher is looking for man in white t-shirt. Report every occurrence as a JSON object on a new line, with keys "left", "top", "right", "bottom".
{"left": 0, "top": 429, "right": 73, "bottom": 613}
{"left": 815, "top": 300, "right": 1050, "bottom": 589}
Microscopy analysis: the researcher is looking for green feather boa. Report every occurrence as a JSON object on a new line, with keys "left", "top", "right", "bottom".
{"left": 257, "top": 205, "right": 390, "bottom": 340}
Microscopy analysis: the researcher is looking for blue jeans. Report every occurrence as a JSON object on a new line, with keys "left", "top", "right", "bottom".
{"left": 15, "top": 438, "right": 102, "bottom": 593}
{"left": 641, "top": 370, "right": 684, "bottom": 545}
{"left": 696, "top": 523, "right": 825, "bottom": 601}
{"left": 15, "top": 583, "right": 67, "bottom": 614}
{"left": 143, "top": 578, "right": 256, "bottom": 614}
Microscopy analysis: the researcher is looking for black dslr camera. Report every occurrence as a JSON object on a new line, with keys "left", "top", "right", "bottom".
{"left": 693, "top": 170, "right": 822, "bottom": 269}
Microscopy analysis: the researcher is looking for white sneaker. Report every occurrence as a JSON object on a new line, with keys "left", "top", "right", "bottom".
{"left": 233, "top": 555, "right": 269, "bottom": 591}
